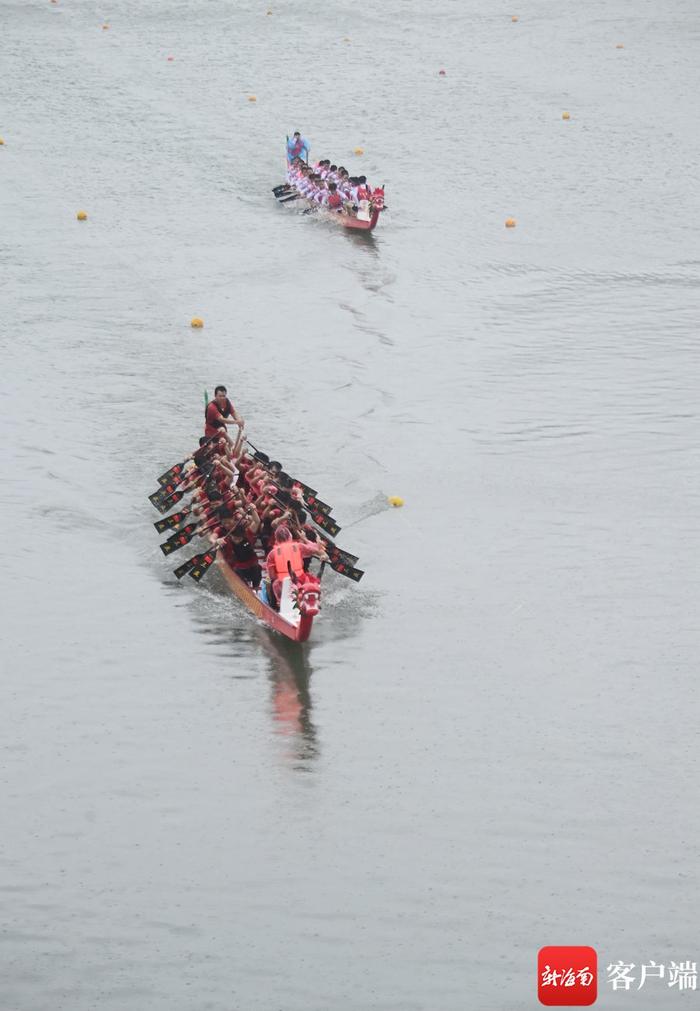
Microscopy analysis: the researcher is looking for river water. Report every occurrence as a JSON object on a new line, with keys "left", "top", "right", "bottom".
{"left": 2, "top": 1, "right": 699, "bottom": 1009}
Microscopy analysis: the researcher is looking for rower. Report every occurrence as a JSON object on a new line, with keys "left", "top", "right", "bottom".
{"left": 286, "top": 131, "right": 309, "bottom": 165}
{"left": 204, "top": 385, "right": 244, "bottom": 440}
{"left": 217, "top": 507, "right": 263, "bottom": 589}
{"left": 326, "top": 182, "right": 343, "bottom": 211}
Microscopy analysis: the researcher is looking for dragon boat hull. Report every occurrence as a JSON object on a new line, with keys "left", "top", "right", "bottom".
{"left": 215, "top": 553, "right": 317, "bottom": 643}
{"left": 274, "top": 187, "right": 384, "bottom": 232}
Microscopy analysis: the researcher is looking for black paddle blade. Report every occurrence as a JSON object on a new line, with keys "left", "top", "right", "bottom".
{"left": 161, "top": 489, "right": 185, "bottom": 510}
{"left": 304, "top": 493, "right": 332, "bottom": 516}
{"left": 330, "top": 559, "right": 364, "bottom": 582}
{"left": 312, "top": 512, "right": 341, "bottom": 537}
{"left": 149, "top": 489, "right": 168, "bottom": 511}
{"left": 157, "top": 461, "right": 185, "bottom": 486}
{"left": 149, "top": 479, "right": 182, "bottom": 512}
{"left": 253, "top": 450, "right": 270, "bottom": 464}
{"left": 296, "top": 479, "right": 318, "bottom": 499}
{"left": 174, "top": 555, "right": 199, "bottom": 579}
{"left": 153, "top": 510, "right": 188, "bottom": 533}
{"left": 160, "top": 523, "right": 198, "bottom": 556}
{"left": 330, "top": 546, "right": 359, "bottom": 567}
{"left": 272, "top": 184, "right": 290, "bottom": 196}
{"left": 189, "top": 549, "right": 218, "bottom": 582}
{"left": 315, "top": 532, "right": 359, "bottom": 566}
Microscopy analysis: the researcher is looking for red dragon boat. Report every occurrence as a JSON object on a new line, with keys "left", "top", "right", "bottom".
{"left": 151, "top": 432, "right": 363, "bottom": 645}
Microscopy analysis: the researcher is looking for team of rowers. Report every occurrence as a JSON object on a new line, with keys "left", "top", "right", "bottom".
{"left": 284, "top": 157, "right": 379, "bottom": 212}
{"left": 169, "top": 386, "right": 329, "bottom": 607}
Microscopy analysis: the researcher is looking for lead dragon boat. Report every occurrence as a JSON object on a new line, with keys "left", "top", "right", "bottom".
{"left": 149, "top": 432, "right": 363, "bottom": 644}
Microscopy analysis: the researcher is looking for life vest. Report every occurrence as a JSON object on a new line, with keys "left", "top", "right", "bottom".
{"left": 328, "top": 192, "right": 342, "bottom": 209}
{"left": 357, "top": 186, "right": 370, "bottom": 201}
{"left": 271, "top": 541, "right": 305, "bottom": 582}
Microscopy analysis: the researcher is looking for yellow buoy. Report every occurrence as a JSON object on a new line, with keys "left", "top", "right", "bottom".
{"left": 0, "top": 137, "right": 4, "bottom": 146}
{"left": 353, "top": 147, "right": 364, "bottom": 156}
{"left": 248, "top": 95, "right": 257, "bottom": 102}
{"left": 76, "top": 210, "right": 88, "bottom": 221}
{"left": 191, "top": 317, "right": 204, "bottom": 328}
{"left": 388, "top": 496, "right": 404, "bottom": 508}
{"left": 102, "top": 23, "right": 109, "bottom": 30}
{"left": 505, "top": 217, "right": 516, "bottom": 228}
{"left": 562, "top": 111, "right": 570, "bottom": 120}
{"left": 511, "top": 15, "right": 519, "bottom": 22}
{"left": 616, "top": 43, "right": 624, "bottom": 49}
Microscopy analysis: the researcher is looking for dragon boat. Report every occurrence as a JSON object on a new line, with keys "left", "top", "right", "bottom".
{"left": 150, "top": 434, "right": 363, "bottom": 645}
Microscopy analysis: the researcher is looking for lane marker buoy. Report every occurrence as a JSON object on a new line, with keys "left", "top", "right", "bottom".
{"left": 388, "top": 496, "right": 404, "bottom": 508}
{"left": 562, "top": 111, "right": 570, "bottom": 120}
{"left": 616, "top": 43, "right": 624, "bottom": 48}
{"left": 439, "top": 69, "right": 446, "bottom": 76}
{"left": 76, "top": 210, "right": 87, "bottom": 221}
{"left": 102, "top": 23, "right": 109, "bottom": 30}
{"left": 167, "top": 55, "right": 174, "bottom": 61}
{"left": 353, "top": 147, "right": 363, "bottom": 155}
{"left": 248, "top": 95, "right": 257, "bottom": 102}
{"left": 191, "top": 317, "right": 204, "bottom": 328}
{"left": 511, "top": 15, "right": 519, "bottom": 22}
{"left": 505, "top": 217, "right": 516, "bottom": 228}
{"left": 0, "top": 137, "right": 5, "bottom": 146}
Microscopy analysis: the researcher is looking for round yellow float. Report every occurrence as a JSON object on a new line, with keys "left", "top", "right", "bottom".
{"left": 0, "top": 137, "right": 5, "bottom": 146}
{"left": 76, "top": 210, "right": 88, "bottom": 221}
{"left": 511, "top": 15, "right": 519, "bottom": 22}
{"left": 505, "top": 217, "right": 516, "bottom": 228}
{"left": 388, "top": 496, "right": 404, "bottom": 508}
{"left": 616, "top": 43, "right": 624, "bottom": 49}
{"left": 248, "top": 95, "right": 257, "bottom": 102}
{"left": 353, "top": 147, "right": 364, "bottom": 155}
{"left": 191, "top": 317, "right": 204, "bottom": 329}
{"left": 562, "top": 111, "right": 570, "bottom": 120}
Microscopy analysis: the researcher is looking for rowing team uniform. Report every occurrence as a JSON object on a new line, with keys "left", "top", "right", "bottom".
{"left": 204, "top": 397, "right": 236, "bottom": 438}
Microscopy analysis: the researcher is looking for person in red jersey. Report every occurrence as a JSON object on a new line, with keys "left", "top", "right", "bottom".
{"left": 217, "top": 506, "right": 263, "bottom": 588}
{"left": 204, "top": 385, "right": 244, "bottom": 439}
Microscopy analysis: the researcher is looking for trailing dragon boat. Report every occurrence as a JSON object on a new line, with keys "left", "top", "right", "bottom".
{"left": 148, "top": 397, "right": 363, "bottom": 644}
{"left": 273, "top": 132, "right": 386, "bottom": 233}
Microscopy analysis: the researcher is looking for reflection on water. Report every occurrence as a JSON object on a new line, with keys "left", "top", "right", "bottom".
{"left": 256, "top": 629, "right": 318, "bottom": 770}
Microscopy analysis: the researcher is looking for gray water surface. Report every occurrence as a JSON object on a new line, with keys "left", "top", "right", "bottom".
{"left": 2, "top": 1, "right": 699, "bottom": 1009}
